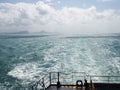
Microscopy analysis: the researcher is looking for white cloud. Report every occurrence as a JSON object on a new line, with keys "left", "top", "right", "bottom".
{"left": 97, "top": 0, "right": 113, "bottom": 3}
{"left": 0, "top": 1, "right": 120, "bottom": 34}
{"left": 102, "top": 0, "right": 113, "bottom": 2}
{"left": 57, "top": 0, "right": 61, "bottom": 4}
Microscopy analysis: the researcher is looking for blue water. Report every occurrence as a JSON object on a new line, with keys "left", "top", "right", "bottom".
{"left": 0, "top": 34, "right": 120, "bottom": 89}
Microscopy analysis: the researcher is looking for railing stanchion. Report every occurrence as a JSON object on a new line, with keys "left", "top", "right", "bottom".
{"left": 58, "top": 72, "right": 60, "bottom": 82}
{"left": 49, "top": 72, "right": 51, "bottom": 85}
{"left": 90, "top": 76, "right": 92, "bottom": 81}
{"left": 72, "top": 72, "right": 73, "bottom": 84}
{"left": 42, "top": 78, "right": 45, "bottom": 90}
{"left": 108, "top": 76, "right": 110, "bottom": 83}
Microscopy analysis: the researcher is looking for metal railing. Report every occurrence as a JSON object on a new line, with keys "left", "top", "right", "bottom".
{"left": 1, "top": 72, "right": 120, "bottom": 90}
{"left": 59, "top": 72, "right": 86, "bottom": 85}
{"left": 30, "top": 72, "right": 120, "bottom": 90}
{"left": 31, "top": 72, "right": 86, "bottom": 89}
{"left": 90, "top": 75, "right": 120, "bottom": 83}
{"left": 31, "top": 73, "right": 50, "bottom": 90}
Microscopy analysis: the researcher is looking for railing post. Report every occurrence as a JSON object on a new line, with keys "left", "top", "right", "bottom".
{"left": 42, "top": 78, "right": 45, "bottom": 90}
{"left": 57, "top": 72, "right": 61, "bottom": 88}
{"left": 108, "top": 76, "right": 110, "bottom": 83}
{"left": 58, "top": 72, "right": 60, "bottom": 82}
{"left": 72, "top": 72, "right": 73, "bottom": 84}
{"left": 49, "top": 72, "right": 51, "bottom": 85}
{"left": 90, "top": 76, "right": 92, "bottom": 81}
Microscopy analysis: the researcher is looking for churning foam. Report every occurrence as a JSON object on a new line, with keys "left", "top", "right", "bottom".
{"left": 8, "top": 62, "right": 43, "bottom": 83}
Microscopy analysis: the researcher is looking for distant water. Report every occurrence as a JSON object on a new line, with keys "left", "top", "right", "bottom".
{"left": 0, "top": 34, "right": 120, "bottom": 89}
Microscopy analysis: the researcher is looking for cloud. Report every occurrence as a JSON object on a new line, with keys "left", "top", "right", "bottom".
{"left": 102, "top": 0, "right": 113, "bottom": 2}
{"left": 0, "top": 1, "right": 120, "bottom": 34}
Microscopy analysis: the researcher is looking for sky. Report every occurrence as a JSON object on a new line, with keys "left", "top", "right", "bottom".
{"left": 0, "top": 0, "right": 120, "bottom": 34}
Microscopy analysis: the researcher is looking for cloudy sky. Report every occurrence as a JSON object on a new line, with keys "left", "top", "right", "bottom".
{"left": 0, "top": 0, "right": 120, "bottom": 34}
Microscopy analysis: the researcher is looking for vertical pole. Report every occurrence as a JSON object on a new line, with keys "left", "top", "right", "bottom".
{"left": 49, "top": 72, "right": 51, "bottom": 85}
{"left": 42, "top": 78, "right": 45, "bottom": 90}
{"left": 58, "top": 72, "right": 59, "bottom": 82}
{"left": 108, "top": 76, "right": 110, "bottom": 83}
{"left": 90, "top": 76, "right": 91, "bottom": 82}
{"left": 107, "top": 76, "right": 110, "bottom": 89}
{"left": 57, "top": 72, "right": 61, "bottom": 88}
{"left": 72, "top": 72, "right": 73, "bottom": 84}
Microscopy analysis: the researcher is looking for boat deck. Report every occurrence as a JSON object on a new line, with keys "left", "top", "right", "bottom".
{"left": 31, "top": 72, "right": 120, "bottom": 90}
{"left": 47, "top": 85, "right": 87, "bottom": 90}
{"left": 46, "top": 84, "right": 120, "bottom": 90}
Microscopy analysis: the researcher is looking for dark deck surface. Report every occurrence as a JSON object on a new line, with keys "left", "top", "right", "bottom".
{"left": 46, "top": 84, "right": 120, "bottom": 90}
{"left": 47, "top": 85, "right": 86, "bottom": 90}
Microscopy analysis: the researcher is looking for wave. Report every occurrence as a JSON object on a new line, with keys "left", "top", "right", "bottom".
{"left": 0, "top": 35, "right": 120, "bottom": 89}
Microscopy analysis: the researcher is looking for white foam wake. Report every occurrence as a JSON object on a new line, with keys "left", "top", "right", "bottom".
{"left": 8, "top": 62, "right": 43, "bottom": 83}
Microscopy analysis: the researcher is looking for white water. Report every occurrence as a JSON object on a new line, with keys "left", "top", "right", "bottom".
{"left": 0, "top": 35, "right": 120, "bottom": 89}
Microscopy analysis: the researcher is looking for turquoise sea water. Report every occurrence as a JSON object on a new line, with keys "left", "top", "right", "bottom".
{"left": 0, "top": 34, "right": 120, "bottom": 89}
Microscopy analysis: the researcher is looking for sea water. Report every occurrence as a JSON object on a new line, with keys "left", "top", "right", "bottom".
{"left": 0, "top": 34, "right": 120, "bottom": 89}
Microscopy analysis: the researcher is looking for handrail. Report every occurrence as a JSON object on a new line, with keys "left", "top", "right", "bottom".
{"left": 31, "top": 73, "right": 50, "bottom": 90}
{"left": 90, "top": 75, "right": 120, "bottom": 83}
{"left": 1, "top": 72, "right": 120, "bottom": 90}
{"left": 30, "top": 72, "right": 120, "bottom": 90}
